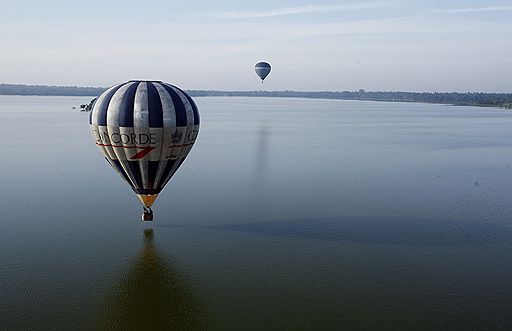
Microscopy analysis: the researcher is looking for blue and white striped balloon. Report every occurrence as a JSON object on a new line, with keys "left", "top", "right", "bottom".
{"left": 254, "top": 62, "right": 271, "bottom": 82}
{"left": 89, "top": 80, "right": 199, "bottom": 208}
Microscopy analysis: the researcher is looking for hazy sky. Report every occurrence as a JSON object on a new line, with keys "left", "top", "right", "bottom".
{"left": 1, "top": 0, "right": 511, "bottom": 91}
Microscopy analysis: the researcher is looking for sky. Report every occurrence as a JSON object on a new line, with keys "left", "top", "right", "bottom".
{"left": 0, "top": 0, "right": 511, "bottom": 92}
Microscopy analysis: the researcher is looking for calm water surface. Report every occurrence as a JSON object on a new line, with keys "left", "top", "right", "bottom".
{"left": 1, "top": 96, "right": 512, "bottom": 330}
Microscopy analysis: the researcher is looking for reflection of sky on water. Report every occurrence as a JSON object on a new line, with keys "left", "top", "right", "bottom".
{"left": 2, "top": 96, "right": 512, "bottom": 329}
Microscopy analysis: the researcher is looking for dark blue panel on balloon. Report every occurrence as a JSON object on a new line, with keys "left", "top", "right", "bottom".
{"left": 106, "top": 158, "right": 133, "bottom": 188}
{"left": 96, "top": 84, "right": 124, "bottom": 126}
{"left": 118, "top": 82, "right": 139, "bottom": 127}
{"left": 162, "top": 84, "right": 187, "bottom": 127}
{"left": 173, "top": 85, "right": 200, "bottom": 125}
{"left": 156, "top": 159, "right": 177, "bottom": 190}
{"left": 147, "top": 161, "right": 160, "bottom": 190}
{"left": 127, "top": 160, "right": 143, "bottom": 189}
{"left": 147, "top": 82, "right": 164, "bottom": 128}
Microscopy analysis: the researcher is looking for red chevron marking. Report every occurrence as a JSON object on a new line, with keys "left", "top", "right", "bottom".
{"left": 130, "top": 147, "right": 156, "bottom": 160}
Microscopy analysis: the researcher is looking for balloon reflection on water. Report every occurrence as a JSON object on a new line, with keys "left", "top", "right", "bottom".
{"left": 98, "top": 229, "right": 206, "bottom": 330}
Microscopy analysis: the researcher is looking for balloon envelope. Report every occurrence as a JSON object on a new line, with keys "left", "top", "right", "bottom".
{"left": 254, "top": 62, "right": 271, "bottom": 81}
{"left": 89, "top": 80, "right": 200, "bottom": 207}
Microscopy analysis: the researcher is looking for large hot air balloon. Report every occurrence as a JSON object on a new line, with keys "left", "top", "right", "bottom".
{"left": 89, "top": 80, "right": 200, "bottom": 221}
{"left": 254, "top": 62, "right": 271, "bottom": 82}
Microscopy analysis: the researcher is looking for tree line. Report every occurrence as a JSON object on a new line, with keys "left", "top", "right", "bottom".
{"left": 0, "top": 84, "right": 105, "bottom": 96}
{"left": 1, "top": 83, "right": 511, "bottom": 108}
{"left": 188, "top": 90, "right": 512, "bottom": 108}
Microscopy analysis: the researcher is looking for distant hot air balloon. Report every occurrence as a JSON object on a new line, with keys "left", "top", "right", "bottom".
{"left": 89, "top": 80, "right": 200, "bottom": 221}
{"left": 254, "top": 62, "right": 271, "bottom": 82}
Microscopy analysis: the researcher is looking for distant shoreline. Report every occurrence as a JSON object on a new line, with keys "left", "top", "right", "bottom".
{"left": 1, "top": 83, "right": 511, "bottom": 109}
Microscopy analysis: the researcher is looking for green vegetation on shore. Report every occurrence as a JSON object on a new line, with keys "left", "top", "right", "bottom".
{"left": 1, "top": 83, "right": 511, "bottom": 108}
{"left": 188, "top": 90, "right": 512, "bottom": 108}
{"left": 0, "top": 84, "right": 104, "bottom": 96}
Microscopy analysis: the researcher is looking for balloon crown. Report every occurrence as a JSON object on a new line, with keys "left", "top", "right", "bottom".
{"left": 128, "top": 80, "right": 163, "bottom": 83}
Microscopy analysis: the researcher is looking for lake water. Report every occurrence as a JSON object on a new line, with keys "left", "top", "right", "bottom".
{"left": 1, "top": 95, "right": 512, "bottom": 330}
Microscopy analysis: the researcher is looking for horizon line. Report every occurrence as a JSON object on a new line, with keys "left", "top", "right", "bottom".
{"left": 0, "top": 83, "right": 511, "bottom": 94}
